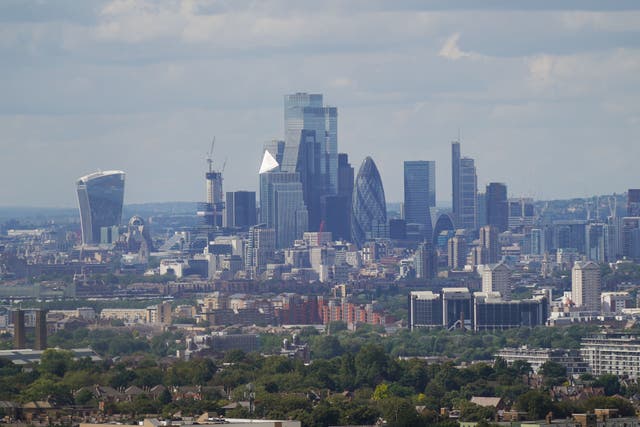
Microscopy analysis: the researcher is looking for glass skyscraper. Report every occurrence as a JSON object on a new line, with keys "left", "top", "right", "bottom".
{"left": 404, "top": 160, "right": 435, "bottom": 241}
{"left": 284, "top": 93, "right": 338, "bottom": 230}
{"left": 76, "top": 170, "right": 125, "bottom": 245}
{"left": 259, "top": 148, "right": 308, "bottom": 249}
{"left": 351, "top": 157, "right": 387, "bottom": 248}
{"left": 486, "top": 182, "right": 508, "bottom": 232}
{"left": 452, "top": 141, "right": 478, "bottom": 231}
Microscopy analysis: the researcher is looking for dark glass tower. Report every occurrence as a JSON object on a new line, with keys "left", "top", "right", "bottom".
{"left": 76, "top": 170, "right": 125, "bottom": 245}
{"left": 451, "top": 141, "right": 477, "bottom": 231}
{"left": 351, "top": 157, "right": 387, "bottom": 248}
{"left": 226, "top": 191, "right": 257, "bottom": 229}
{"left": 404, "top": 160, "right": 435, "bottom": 241}
{"left": 321, "top": 153, "right": 354, "bottom": 241}
{"left": 629, "top": 189, "right": 640, "bottom": 217}
{"left": 486, "top": 182, "right": 508, "bottom": 232}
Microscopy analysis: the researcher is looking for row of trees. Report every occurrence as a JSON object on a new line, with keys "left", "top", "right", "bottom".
{"left": 1, "top": 342, "right": 635, "bottom": 427}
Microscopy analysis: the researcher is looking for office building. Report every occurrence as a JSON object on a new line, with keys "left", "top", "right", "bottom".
{"left": 76, "top": 170, "right": 125, "bottom": 245}
{"left": 585, "top": 223, "right": 606, "bottom": 262}
{"left": 622, "top": 217, "right": 640, "bottom": 261}
{"left": 321, "top": 153, "right": 354, "bottom": 241}
{"left": 601, "top": 292, "right": 632, "bottom": 314}
{"left": 408, "top": 291, "right": 443, "bottom": 330}
{"left": 433, "top": 213, "right": 455, "bottom": 247}
{"left": 351, "top": 157, "right": 387, "bottom": 248}
{"left": 447, "top": 234, "right": 467, "bottom": 270}
{"left": 226, "top": 191, "right": 257, "bottom": 229}
{"left": 408, "top": 289, "right": 547, "bottom": 332}
{"left": 442, "top": 287, "right": 473, "bottom": 329}
{"left": 283, "top": 93, "right": 338, "bottom": 230}
{"left": 404, "top": 160, "right": 435, "bottom": 240}
{"left": 581, "top": 332, "right": 640, "bottom": 378}
{"left": 496, "top": 347, "right": 588, "bottom": 376}
{"left": 245, "top": 224, "right": 276, "bottom": 279}
{"left": 508, "top": 198, "right": 535, "bottom": 231}
{"left": 531, "top": 228, "right": 544, "bottom": 255}
{"left": 452, "top": 141, "right": 478, "bottom": 231}
{"left": 473, "top": 293, "right": 547, "bottom": 331}
{"left": 571, "top": 261, "right": 601, "bottom": 311}
{"left": 481, "top": 262, "right": 512, "bottom": 300}
{"left": 628, "top": 189, "right": 640, "bottom": 217}
{"left": 477, "top": 192, "right": 487, "bottom": 228}
{"left": 553, "top": 220, "right": 587, "bottom": 253}
{"left": 415, "top": 241, "right": 437, "bottom": 279}
{"left": 486, "top": 183, "right": 508, "bottom": 232}
{"left": 479, "top": 225, "right": 500, "bottom": 264}
{"left": 259, "top": 149, "right": 308, "bottom": 248}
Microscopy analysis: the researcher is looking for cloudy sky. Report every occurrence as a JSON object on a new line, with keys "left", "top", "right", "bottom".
{"left": 1, "top": 0, "right": 639, "bottom": 207}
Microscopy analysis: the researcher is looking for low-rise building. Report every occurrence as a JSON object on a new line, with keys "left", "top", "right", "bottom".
{"left": 496, "top": 346, "right": 589, "bottom": 377}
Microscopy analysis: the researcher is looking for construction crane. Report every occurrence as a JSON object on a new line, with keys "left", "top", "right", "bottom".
{"left": 206, "top": 137, "right": 215, "bottom": 173}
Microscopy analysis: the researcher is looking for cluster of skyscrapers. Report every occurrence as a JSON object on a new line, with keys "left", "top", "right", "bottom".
{"left": 72, "top": 93, "right": 640, "bottom": 311}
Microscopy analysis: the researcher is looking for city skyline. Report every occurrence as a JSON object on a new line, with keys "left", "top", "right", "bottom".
{"left": 1, "top": 1, "right": 639, "bottom": 207}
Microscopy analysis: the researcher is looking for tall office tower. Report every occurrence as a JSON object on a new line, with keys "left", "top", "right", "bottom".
{"left": 603, "top": 220, "right": 621, "bottom": 262}
{"left": 76, "top": 170, "right": 125, "bottom": 245}
{"left": 415, "top": 241, "right": 437, "bottom": 279}
{"left": 34, "top": 309, "right": 47, "bottom": 350}
{"left": 508, "top": 198, "right": 535, "bottom": 231}
{"left": 447, "top": 234, "right": 467, "bottom": 270}
{"left": 586, "top": 223, "right": 606, "bottom": 262}
{"left": 273, "top": 181, "right": 309, "bottom": 249}
{"left": 226, "top": 191, "right": 257, "bottom": 229}
{"left": 482, "top": 262, "right": 512, "bottom": 300}
{"left": 477, "top": 192, "right": 487, "bottom": 228}
{"left": 245, "top": 224, "right": 276, "bottom": 279}
{"left": 553, "top": 220, "right": 587, "bottom": 254}
{"left": 622, "top": 217, "right": 640, "bottom": 261}
{"left": 531, "top": 228, "right": 544, "bottom": 255}
{"left": 452, "top": 141, "right": 461, "bottom": 224}
{"left": 571, "top": 261, "right": 601, "bottom": 311}
{"left": 628, "top": 189, "right": 640, "bottom": 216}
{"left": 451, "top": 141, "right": 477, "bottom": 231}
{"left": 13, "top": 309, "right": 25, "bottom": 349}
{"left": 404, "top": 160, "right": 436, "bottom": 241}
{"left": 351, "top": 157, "right": 387, "bottom": 248}
{"left": 486, "top": 183, "right": 508, "bottom": 232}
{"left": 259, "top": 150, "right": 308, "bottom": 248}
{"left": 479, "top": 225, "right": 500, "bottom": 264}
{"left": 284, "top": 93, "right": 338, "bottom": 230}
{"left": 322, "top": 153, "right": 354, "bottom": 241}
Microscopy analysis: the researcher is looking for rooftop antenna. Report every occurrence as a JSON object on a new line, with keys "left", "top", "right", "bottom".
{"left": 206, "top": 137, "right": 215, "bottom": 173}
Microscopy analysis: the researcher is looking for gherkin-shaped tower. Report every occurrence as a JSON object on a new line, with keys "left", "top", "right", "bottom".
{"left": 351, "top": 157, "right": 387, "bottom": 247}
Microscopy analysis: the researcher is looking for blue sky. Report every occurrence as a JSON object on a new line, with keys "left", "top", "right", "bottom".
{"left": 1, "top": 0, "right": 639, "bottom": 206}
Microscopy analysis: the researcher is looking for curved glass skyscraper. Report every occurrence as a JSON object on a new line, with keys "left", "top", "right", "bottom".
{"left": 351, "top": 157, "right": 387, "bottom": 248}
{"left": 76, "top": 170, "right": 125, "bottom": 245}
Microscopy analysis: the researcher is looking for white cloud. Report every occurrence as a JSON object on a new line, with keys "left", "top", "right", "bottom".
{"left": 438, "top": 33, "right": 472, "bottom": 60}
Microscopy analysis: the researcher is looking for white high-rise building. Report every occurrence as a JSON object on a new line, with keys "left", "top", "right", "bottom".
{"left": 571, "top": 261, "right": 601, "bottom": 311}
{"left": 482, "top": 262, "right": 512, "bottom": 300}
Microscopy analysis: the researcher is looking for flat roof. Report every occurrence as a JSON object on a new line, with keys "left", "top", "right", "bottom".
{"left": 0, "top": 348, "right": 102, "bottom": 365}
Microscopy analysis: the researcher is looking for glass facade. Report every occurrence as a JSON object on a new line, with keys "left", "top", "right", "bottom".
{"left": 404, "top": 160, "right": 435, "bottom": 241}
{"left": 284, "top": 93, "right": 338, "bottom": 231}
{"left": 76, "top": 170, "right": 125, "bottom": 245}
{"left": 351, "top": 157, "right": 387, "bottom": 248}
